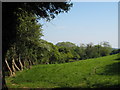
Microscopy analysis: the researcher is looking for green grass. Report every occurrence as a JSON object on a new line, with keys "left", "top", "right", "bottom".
{"left": 6, "top": 54, "right": 120, "bottom": 88}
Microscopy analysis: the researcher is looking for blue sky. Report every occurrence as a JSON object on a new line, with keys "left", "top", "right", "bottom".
{"left": 39, "top": 2, "right": 118, "bottom": 48}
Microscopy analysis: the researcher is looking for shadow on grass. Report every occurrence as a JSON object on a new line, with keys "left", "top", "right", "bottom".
{"left": 51, "top": 84, "right": 120, "bottom": 89}
{"left": 115, "top": 58, "right": 120, "bottom": 60}
{"left": 8, "top": 84, "right": 120, "bottom": 90}
{"left": 98, "top": 61, "right": 120, "bottom": 76}
{"left": 116, "top": 54, "right": 120, "bottom": 60}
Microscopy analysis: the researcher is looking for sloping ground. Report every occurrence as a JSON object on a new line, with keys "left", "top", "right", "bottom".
{"left": 6, "top": 54, "right": 120, "bottom": 88}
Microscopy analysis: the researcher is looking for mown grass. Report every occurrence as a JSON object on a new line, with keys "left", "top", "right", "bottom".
{"left": 6, "top": 54, "right": 120, "bottom": 88}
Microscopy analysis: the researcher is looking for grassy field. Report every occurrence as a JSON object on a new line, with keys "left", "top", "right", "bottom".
{"left": 6, "top": 54, "right": 120, "bottom": 88}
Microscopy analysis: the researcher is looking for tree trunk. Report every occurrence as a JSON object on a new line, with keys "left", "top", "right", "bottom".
{"left": 27, "top": 59, "right": 31, "bottom": 69}
{"left": 18, "top": 55, "right": 23, "bottom": 71}
{"left": 31, "top": 60, "right": 34, "bottom": 65}
{"left": 29, "top": 59, "right": 33, "bottom": 69}
{"left": 12, "top": 58, "right": 16, "bottom": 76}
{"left": 23, "top": 60, "right": 26, "bottom": 69}
{"left": 28, "top": 59, "right": 32, "bottom": 66}
{"left": 13, "top": 58, "right": 20, "bottom": 71}
{"left": 5, "top": 58, "right": 13, "bottom": 76}
{"left": 23, "top": 58, "right": 28, "bottom": 69}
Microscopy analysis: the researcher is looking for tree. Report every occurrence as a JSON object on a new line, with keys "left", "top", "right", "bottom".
{"left": 77, "top": 44, "right": 86, "bottom": 60}
{"left": 49, "top": 46, "right": 61, "bottom": 64}
{"left": 94, "top": 45, "right": 102, "bottom": 57}
{"left": 85, "top": 43, "right": 94, "bottom": 58}
{"left": 100, "top": 41, "right": 112, "bottom": 56}
{"left": 56, "top": 42, "right": 81, "bottom": 62}
{"left": 3, "top": 2, "right": 73, "bottom": 55}
{"left": 2, "top": 2, "right": 73, "bottom": 88}
{"left": 56, "top": 42, "right": 76, "bottom": 48}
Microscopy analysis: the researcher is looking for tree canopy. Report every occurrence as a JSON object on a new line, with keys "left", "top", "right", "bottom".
{"left": 3, "top": 2, "right": 73, "bottom": 53}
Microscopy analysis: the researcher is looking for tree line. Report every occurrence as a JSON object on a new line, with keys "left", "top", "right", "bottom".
{"left": 5, "top": 36, "right": 118, "bottom": 76}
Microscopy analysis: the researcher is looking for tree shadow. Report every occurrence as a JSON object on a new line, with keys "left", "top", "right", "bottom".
{"left": 98, "top": 61, "right": 120, "bottom": 76}
{"left": 115, "top": 54, "right": 120, "bottom": 60}
{"left": 51, "top": 85, "right": 120, "bottom": 89}
{"left": 115, "top": 58, "right": 120, "bottom": 60}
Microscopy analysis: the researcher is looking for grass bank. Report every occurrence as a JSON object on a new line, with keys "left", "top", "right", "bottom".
{"left": 6, "top": 54, "right": 120, "bottom": 88}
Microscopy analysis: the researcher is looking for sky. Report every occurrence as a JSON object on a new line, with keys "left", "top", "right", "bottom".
{"left": 39, "top": 2, "right": 118, "bottom": 48}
